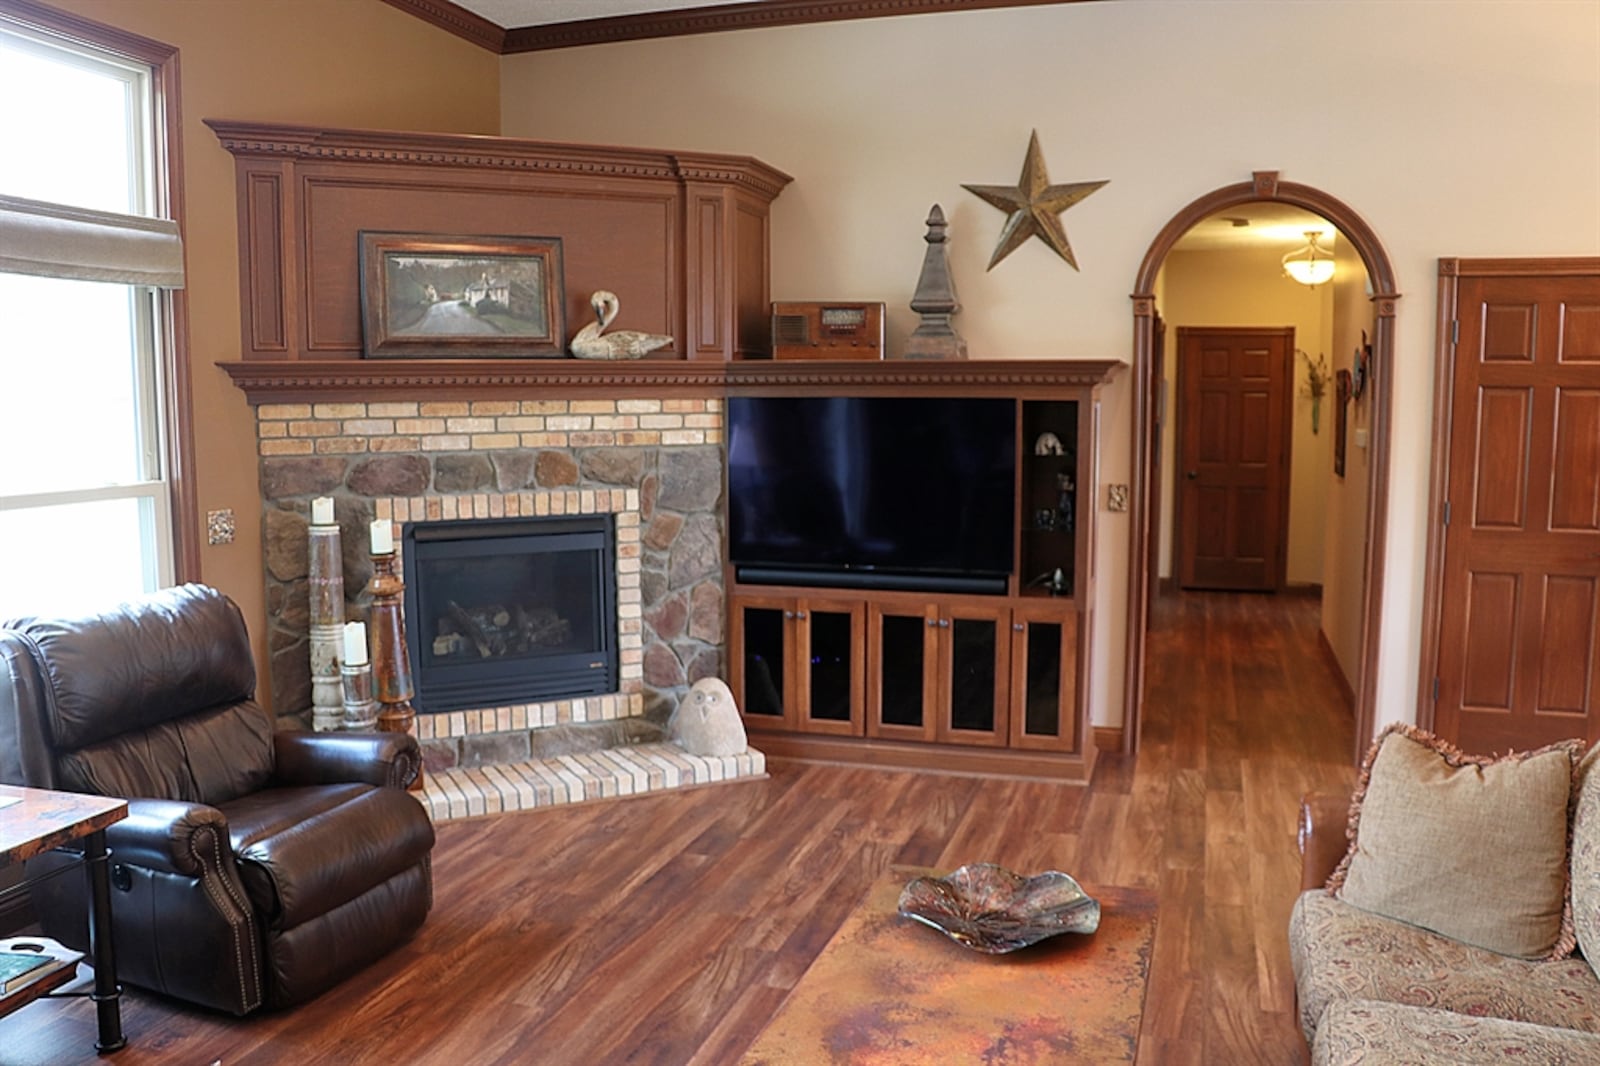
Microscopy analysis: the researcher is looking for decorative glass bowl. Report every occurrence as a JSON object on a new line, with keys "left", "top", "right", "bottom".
{"left": 897, "top": 863, "right": 1101, "bottom": 954}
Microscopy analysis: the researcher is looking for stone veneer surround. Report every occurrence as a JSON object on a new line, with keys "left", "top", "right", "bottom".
{"left": 252, "top": 395, "right": 728, "bottom": 776}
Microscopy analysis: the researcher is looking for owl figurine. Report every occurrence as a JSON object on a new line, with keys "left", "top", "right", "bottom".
{"left": 670, "top": 677, "right": 748, "bottom": 757}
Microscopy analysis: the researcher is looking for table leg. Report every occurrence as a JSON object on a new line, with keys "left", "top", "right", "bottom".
{"left": 82, "top": 830, "right": 125, "bottom": 1053}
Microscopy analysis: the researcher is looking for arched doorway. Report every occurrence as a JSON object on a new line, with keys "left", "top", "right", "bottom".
{"left": 1123, "top": 171, "right": 1400, "bottom": 764}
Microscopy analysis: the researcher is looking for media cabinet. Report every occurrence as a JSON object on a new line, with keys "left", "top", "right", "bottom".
{"left": 725, "top": 361, "right": 1121, "bottom": 785}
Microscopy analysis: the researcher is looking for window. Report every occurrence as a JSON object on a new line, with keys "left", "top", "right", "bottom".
{"left": 0, "top": 7, "right": 187, "bottom": 618}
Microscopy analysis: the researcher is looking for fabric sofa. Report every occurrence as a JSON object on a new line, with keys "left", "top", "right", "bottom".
{"left": 1291, "top": 730, "right": 1600, "bottom": 1063}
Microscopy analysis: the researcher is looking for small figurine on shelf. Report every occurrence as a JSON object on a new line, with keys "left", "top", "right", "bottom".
{"left": 1056, "top": 471, "right": 1076, "bottom": 536}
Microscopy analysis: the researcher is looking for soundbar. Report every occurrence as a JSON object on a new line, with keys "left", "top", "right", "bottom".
{"left": 734, "top": 566, "right": 1008, "bottom": 597}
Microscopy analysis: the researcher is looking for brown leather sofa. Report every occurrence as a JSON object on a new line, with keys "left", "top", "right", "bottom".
{"left": 0, "top": 584, "right": 435, "bottom": 1014}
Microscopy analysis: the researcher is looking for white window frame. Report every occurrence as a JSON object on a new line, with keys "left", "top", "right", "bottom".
{"left": 0, "top": 2, "right": 191, "bottom": 611}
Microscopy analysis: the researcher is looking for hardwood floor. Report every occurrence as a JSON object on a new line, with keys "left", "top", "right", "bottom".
{"left": 0, "top": 591, "right": 1356, "bottom": 1065}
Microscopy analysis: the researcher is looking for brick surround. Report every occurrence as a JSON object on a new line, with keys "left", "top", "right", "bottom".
{"left": 251, "top": 394, "right": 730, "bottom": 783}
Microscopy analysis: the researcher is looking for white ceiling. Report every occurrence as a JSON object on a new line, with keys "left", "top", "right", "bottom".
{"left": 1171, "top": 203, "right": 1336, "bottom": 253}
{"left": 454, "top": 0, "right": 754, "bottom": 28}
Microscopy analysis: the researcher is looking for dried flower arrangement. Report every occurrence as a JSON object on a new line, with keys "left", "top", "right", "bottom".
{"left": 1300, "top": 349, "right": 1331, "bottom": 433}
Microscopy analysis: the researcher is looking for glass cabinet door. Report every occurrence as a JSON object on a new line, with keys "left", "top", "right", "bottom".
{"left": 797, "top": 598, "right": 864, "bottom": 736}
{"left": 1009, "top": 604, "right": 1079, "bottom": 752}
{"left": 731, "top": 596, "right": 794, "bottom": 730}
{"left": 868, "top": 605, "right": 936, "bottom": 741}
{"left": 939, "top": 606, "right": 1009, "bottom": 747}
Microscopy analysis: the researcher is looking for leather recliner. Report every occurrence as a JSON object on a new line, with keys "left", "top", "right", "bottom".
{"left": 0, "top": 583, "right": 435, "bottom": 1014}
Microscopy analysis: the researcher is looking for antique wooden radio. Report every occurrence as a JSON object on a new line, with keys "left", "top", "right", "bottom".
{"left": 770, "top": 301, "right": 885, "bottom": 360}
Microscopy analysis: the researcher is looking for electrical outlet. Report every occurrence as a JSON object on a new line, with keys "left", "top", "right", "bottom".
{"left": 207, "top": 508, "right": 236, "bottom": 545}
{"left": 1107, "top": 484, "right": 1129, "bottom": 512}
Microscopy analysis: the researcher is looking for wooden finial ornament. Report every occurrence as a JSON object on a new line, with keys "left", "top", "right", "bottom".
{"left": 903, "top": 204, "right": 968, "bottom": 361}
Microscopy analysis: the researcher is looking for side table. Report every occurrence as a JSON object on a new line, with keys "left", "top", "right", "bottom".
{"left": 0, "top": 784, "right": 128, "bottom": 1053}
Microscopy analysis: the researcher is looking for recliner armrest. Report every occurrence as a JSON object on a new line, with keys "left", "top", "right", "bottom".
{"left": 105, "top": 797, "right": 237, "bottom": 877}
{"left": 272, "top": 730, "right": 422, "bottom": 790}
{"left": 1298, "top": 791, "right": 1353, "bottom": 891}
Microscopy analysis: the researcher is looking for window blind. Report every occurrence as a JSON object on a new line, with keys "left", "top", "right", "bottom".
{"left": 0, "top": 192, "right": 183, "bottom": 289}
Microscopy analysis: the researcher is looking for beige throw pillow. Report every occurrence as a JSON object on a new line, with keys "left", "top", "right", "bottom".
{"left": 1326, "top": 724, "right": 1582, "bottom": 960}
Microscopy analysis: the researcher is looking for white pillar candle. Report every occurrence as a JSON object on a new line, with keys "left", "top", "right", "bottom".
{"left": 311, "top": 496, "right": 334, "bottom": 525}
{"left": 370, "top": 518, "right": 394, "bottom": 555}
{"left": 342, "top": 620, "right": 368, "bottom": 666}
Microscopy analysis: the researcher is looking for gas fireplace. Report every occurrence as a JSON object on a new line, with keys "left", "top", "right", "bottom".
{"left": 402, "top": 515, "right": 618, "bottom": 713}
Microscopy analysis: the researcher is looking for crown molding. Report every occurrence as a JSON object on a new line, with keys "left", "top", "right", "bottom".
{"left": 377, "top": 0, "right": 506, "bottom": 51}
{"left": 221, "top": 357, "right": 1124, "bottom": 404}
{"left": 203, "top": 119, "right": 793, "bottom": 198}
{"left": 380, "top": 0, "right": 1089, "bottom": 54}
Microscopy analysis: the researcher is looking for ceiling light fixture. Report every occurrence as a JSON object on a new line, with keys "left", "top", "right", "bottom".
{"left": 1282, "top": 230, "right": 1335, "bottom": 287}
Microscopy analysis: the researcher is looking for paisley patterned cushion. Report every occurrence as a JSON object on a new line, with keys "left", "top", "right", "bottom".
{"left": 1570, "top": 747, "right": 1600, "bottom": 978}
{"left": 1290, "top": 890, "right": 1600, "bottom": 1046}
{"left": 1312, "top": 1000, "right": 1600, "bottom": 1066}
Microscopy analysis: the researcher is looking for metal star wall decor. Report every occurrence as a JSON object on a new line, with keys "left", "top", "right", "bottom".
{"left": 962, "top": 130, "right": 1108, "bottom": 271}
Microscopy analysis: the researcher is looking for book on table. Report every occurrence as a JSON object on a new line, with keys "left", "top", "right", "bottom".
{"left": 0, "top": 937, "right": 82, "bottom": 997}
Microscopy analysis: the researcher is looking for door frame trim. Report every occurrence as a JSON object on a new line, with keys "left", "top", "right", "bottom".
{"left": 1125, "top": 170, "right": 1400, "bottom": 764}
{"left": 1416, "top": 256, "right": 1600, "bottom": 731}
{"left": 1172, "top": 325, "right": 1296, "bottom": 592}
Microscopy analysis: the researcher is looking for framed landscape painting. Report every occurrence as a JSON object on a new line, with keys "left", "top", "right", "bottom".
{"left": 359, "top": 232, "right": 566, "bottom": 358}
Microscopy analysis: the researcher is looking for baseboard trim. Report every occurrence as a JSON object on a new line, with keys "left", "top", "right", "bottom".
{"left": 1317, "top": 628, "right": 1356, "bottom": 714}
{"left": 1093, "top": 726, "right": 1125, "bottom": 754}
{"left": 750, "top": 731, "right": 1095, "bottom": 784}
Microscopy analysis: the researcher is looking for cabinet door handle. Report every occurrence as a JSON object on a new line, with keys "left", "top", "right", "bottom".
{"left": 1013, "top": 623, "right": 1025, "bottom": 632}
{"left": 795, "top": 611, "right": 808, "bottom": 621}
{"left": 784, "top": 610, "right": 795, "bottom": 620}
{"left": 938, "top": 618, "right": 950, "bottom": 628}
{"left": 926, "top": 618, "right": 939, "bottom": 628}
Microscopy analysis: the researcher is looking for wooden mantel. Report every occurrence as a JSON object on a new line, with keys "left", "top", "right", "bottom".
{"left": 220, "top": 358, "right": 1126, "bottom": 404}
{"left": 208, "top": 119, "right": 792, "bottom": 366}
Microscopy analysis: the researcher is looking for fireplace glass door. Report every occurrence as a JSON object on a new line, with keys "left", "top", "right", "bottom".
{"left": 404, "top": 515, "right": 617, "bottom": 713}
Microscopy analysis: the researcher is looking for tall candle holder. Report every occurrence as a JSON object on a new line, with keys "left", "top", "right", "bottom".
{"left": 307, "top": 497, "right": 345, "bottom": 732}
{"left": 367, "top": 539, "right": 421, "bottom": 789}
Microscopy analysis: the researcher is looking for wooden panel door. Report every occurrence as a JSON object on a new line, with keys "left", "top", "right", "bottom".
{"left": 1433, "top": 269, "right": 1600, "bottom": 752}
{"left": 1176, "top": 327, "right": 1293, "bottom": 591}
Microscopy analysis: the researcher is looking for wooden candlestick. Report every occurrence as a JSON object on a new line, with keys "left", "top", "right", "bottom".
{"left": 367, "top": 547, "right": 422, "bottom": 790}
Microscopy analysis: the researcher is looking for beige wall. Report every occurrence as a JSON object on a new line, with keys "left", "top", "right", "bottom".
{"left": 34, "top": 0, "right": 500, "bottom": 700}
{"left": 1156, "top": 245, "right": 1335, "bottom": 587}
{"left": 501, "top": 0, "right": 1600, "bottom": 735}
{"left": 1323, "top": 242, "right": 1376, "bottom": 690}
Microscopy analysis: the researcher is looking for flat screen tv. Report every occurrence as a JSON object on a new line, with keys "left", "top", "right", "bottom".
{"left": 727, "top": 395, "right": 1016, "bottom": 593}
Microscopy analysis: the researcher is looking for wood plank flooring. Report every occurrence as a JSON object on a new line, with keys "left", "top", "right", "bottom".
{"left": 0, "top": 591, "right": 1356, "bottom": 1065}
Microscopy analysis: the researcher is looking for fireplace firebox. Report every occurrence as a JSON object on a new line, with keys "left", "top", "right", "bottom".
{"left": 402, "top": 515, "right": 618, "bottom": 713}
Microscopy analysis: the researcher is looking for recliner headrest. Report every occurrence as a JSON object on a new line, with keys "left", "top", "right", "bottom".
{"left": 4, "top": 583, "right": 257, "bottom": 752}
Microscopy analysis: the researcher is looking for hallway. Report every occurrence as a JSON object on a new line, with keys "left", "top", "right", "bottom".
{"left": 1128, "top": 589, "right": 1358, "bottom": 1062}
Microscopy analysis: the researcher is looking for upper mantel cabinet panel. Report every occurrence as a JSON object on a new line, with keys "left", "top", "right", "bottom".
{"left": 206, "top": 120, "right": 792, "bottom": 363}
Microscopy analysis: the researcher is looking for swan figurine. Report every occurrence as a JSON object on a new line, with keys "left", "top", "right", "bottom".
{"left": 569, "top": 290, "right": 673, "bottom": 359}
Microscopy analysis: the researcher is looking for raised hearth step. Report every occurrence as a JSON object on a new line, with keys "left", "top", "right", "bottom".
{"left": 414, "top": 742, "right": 766, "bottom": 822}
